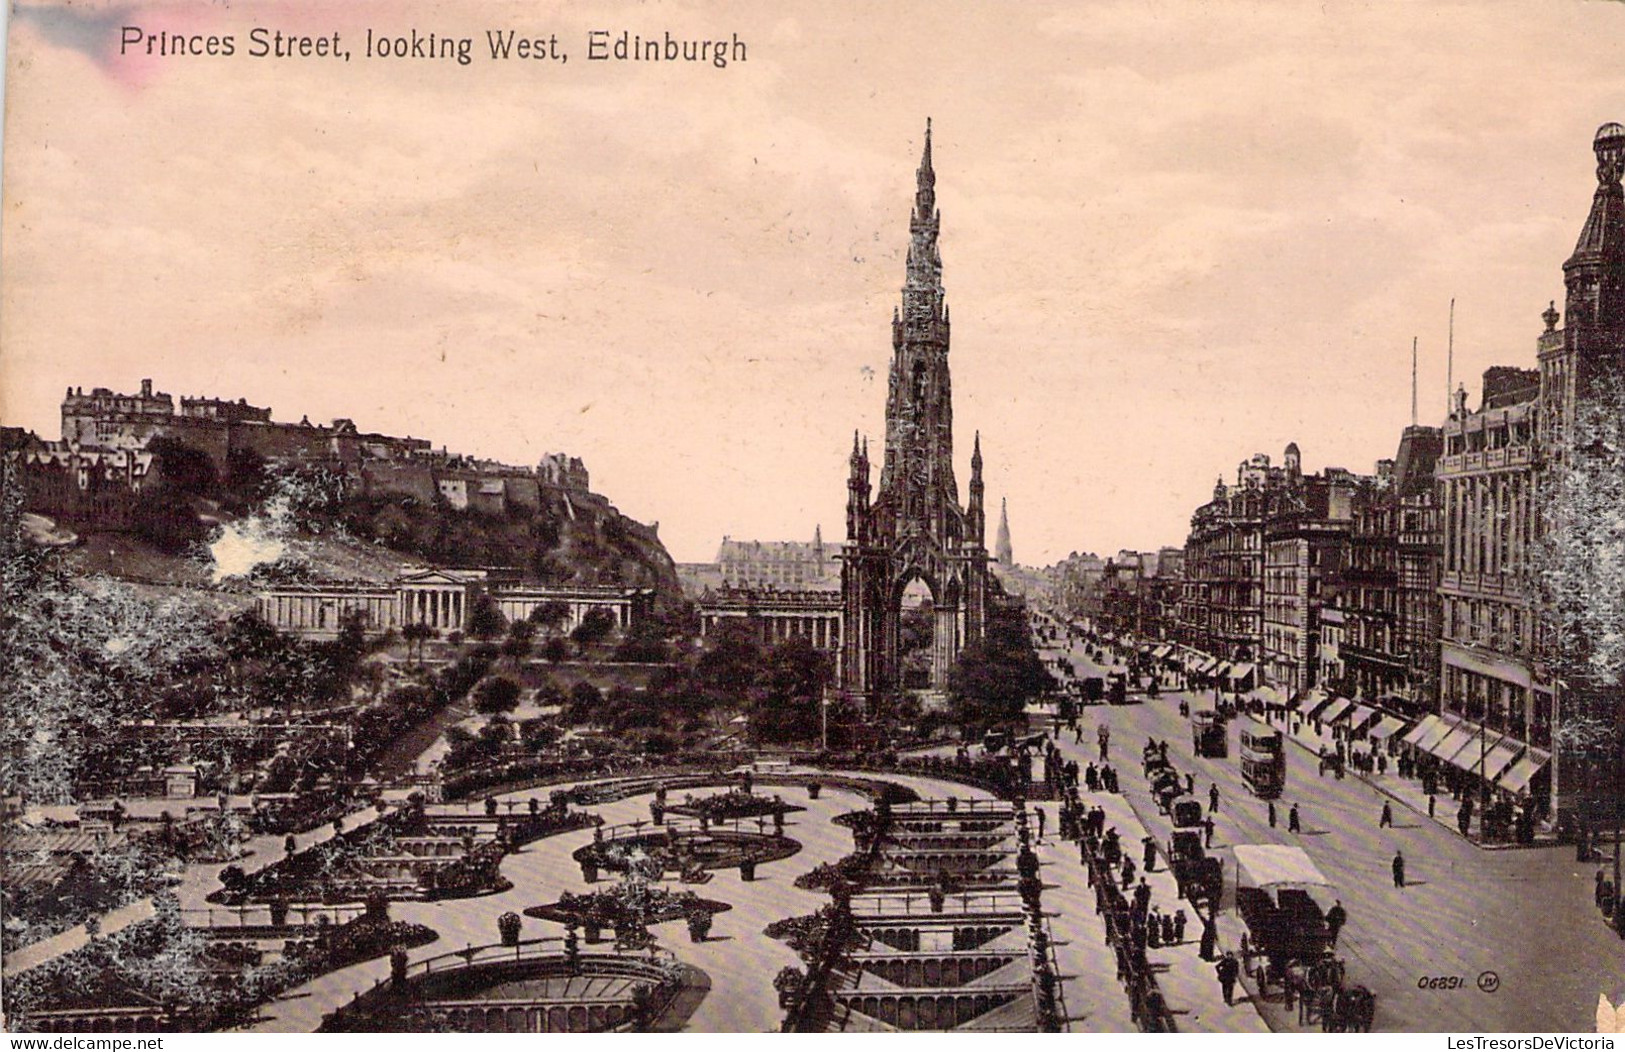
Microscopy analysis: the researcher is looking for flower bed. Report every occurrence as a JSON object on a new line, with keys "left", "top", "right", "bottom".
{"left": 525, "top": 884, "right": 730, "bottom": 932}
{"left": 664, "top": 789, "right": 805, "bottom": 823}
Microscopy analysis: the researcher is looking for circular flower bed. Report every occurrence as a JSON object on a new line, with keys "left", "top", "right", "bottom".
{"left": 573, "top": 829, "right": 800, "bottom": 878}
{"left": 525, "top": 885, "right": 731, "bottom": 931}
{"left": 664, "top": 789, "right": 806, "bottom": 823}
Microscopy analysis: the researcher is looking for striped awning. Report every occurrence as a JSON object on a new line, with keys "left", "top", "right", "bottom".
{"left": 1403, "top": 714, "right": 1452, "bottom": 751}
{"left": 1367, "top": 715, "right": 1411, "bottom": 740}
{"left": 1318, "top": 697, "right": 1353, "bottom": 724}
{"left": 1344, "top": 704, "right": 1377, "bottom": 731}
{"left": 1303, "top": 693, "right": 1337, "bottom": 720}
{"left": 1426, "top": 724, "right": 1478, "bottom": 762}
{"left": 1293, "top": 686, "right": 1327, "bottom": 713}
{"left": 1226, "top": 662, "right": 1256, "bottom": 684}
{"left": 1496, "top": 747, "right": 1551, "bottom": 794}
{"left": 1440, "top": 729, "right": 1503, "bottom": 771}
{"left": 1469, "top": 737, "right": 1524, "bottom": 782}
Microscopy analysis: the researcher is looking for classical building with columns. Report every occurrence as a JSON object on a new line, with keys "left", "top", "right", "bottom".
{"left": 695, "top": 587, "right": 843, "bottom": 671}
{"left": 257, "top": 567, "right": 653, "bottom": 639}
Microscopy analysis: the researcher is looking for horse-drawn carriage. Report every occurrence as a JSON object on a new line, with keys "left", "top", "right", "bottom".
{"left": 1150, "top": 767, "right": 1183, "bottom": 811}
{"left": 1233, "top": 844, "right": 1375, "bottom": 1031}
{"left": 1165, "top": 829, "right": 1223, "bottom": 907}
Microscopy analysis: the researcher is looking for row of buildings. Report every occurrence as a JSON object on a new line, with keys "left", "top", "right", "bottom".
{"left": 1085, "top": 122, "right": 1625, "bottom": 830}
{"left": 3, "top": 378, "right": 594, "bottom": 530}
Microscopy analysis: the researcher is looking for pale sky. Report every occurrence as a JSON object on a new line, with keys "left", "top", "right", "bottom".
{"left": 4, "top": 1, "right": 1625, "bottom": 565}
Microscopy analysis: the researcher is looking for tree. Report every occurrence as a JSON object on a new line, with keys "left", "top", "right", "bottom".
{"left": 467, "top": 593, "right": 507, "bottom": 640}
{"left": 1536, "top": 369, "right": 1625, "bottom": 863}
{"left": 948, "top": 600, "right": 1055, "bottom": 733}
{"left": 132, "top": 484, "right": 209, "bottom": 554}
{"left": 749, "top": 637, "right": 832, "bottom": 744}
{"left": 473, "top": 676, "right": 522, "bottom": 717}
{"left": 539, "top": 637, "right": 572, "bottom": 663}
{"left": 224, "top": 445, "right": 271, "bottom": 509}
{"left": 402, "top": 622, "right": 435, "bottom": 667}
{"left": 147, "top": 436, "right": 219, "bottom": 498}
{"left": 501, "top": 619, "right": 537, "bottom": 666}
{"left": 572, "top": 607, "right": 618, "bottom": 647}
{"left": 528, "top": 600, "right": 572, "bottom": 633}
{"left": 614, "top": 619, "right": 673, "bottom": 664}
{"left": 567, "top": 681, "right": 603, "bottom": 723}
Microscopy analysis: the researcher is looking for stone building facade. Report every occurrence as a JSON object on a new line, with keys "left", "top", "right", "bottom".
{"left": 715, "top": 528, "right": 836, "bottom": 591}
{"left": 257, "top": 567, "right": 652, "bottom": 639}
{"left": 1176, "top": 450, "right": 1294, "bottom": 661}
{"left": 1260, "top": 467, "right": 1358, "bottom": 698}
{"left": 695, "top": 587, "right": 843, "bottom": 669}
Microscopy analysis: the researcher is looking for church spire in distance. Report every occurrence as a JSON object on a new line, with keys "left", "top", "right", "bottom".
{"left": 995, "top": 497, "right": 1013, "bottom": 566}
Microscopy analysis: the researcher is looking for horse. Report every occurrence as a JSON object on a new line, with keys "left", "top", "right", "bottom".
{"left": 1335, "top": 985, "right": 1376, "bottom": 1032}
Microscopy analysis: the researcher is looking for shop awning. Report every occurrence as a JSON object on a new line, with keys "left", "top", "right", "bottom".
{"left": 1440, "top": 729, "right": 1503, "bottom": 771}
{"left": 1403, "top": 714, "right": 1452, "bottom": 751}
{"left": 1496, "top": 748, "right": 1551, "bottom": 795}
{"left": 1469, "top": 737, "right": 1524, "bottom": 782}
{"left": 1318, "top": 697, "right": 1353, "bottom": 724}
{"left": 1251, "top": 684, "right": 1286, "bottom": 707}
{"left": 1152, "top": 644, "right": 1174, "bottom": 660}
{"left": 1345, "top": 704, "right": 1377, "bottom": 731}
{"left": 1226, "top": 662, "right": 1256, "bottom": 684}
{"left": 1212, "top": 661, "right": 1234, "bottom": 678}
{"left": 1426, "top": 724, "right": 1478, "bottom": 762}
{"left": 1302, "top": 693, "right": 1336, "bottom": 720}
{"left": 1368, "top": 715, "right": 1411, "bottom": 740}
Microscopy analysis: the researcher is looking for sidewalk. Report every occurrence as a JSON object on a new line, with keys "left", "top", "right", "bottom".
{"left": 1031, "top": 828, "right": 1137, "bottom": 1031}
{"left": 1246, "top": 711, "right": 1542, "bottom": 850}
{"left": 1039, "top": 788, "right": 1270, "bottom": 1033}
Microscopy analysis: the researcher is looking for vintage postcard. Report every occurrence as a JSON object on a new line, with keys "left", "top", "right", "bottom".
{"left": 4, "top": 0, "right": 1625, "bottom": 1037}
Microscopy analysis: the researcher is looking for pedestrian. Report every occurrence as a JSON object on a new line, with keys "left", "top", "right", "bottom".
{"left": 1199, "top": 916, "right": 1217, "bottom": 961}
{"left": 1121, "top": 856, "right": 1136, "bottom": 889}
{"left": 1288, "top": 803, "right": 1301, "bottom": 833}
{"left": 1217, "top": 951, "right": 1240, "bottom": 1005}
{"left": 1161, "top": 911, "right": 1176, "bottom": 947}
{"left": 1173, "top": 909, "right": 1187, "bottom": 944}
{"left": 1185, "top": 772, "right": 1195, "bottom": 795}
{"left": 1143, "top": 835, "right": 1157, "bottom": 872}
{"left": 1326, "top": 900, "right": 1347, "bottom": 946}
{"left": 1203, "top": 816, "right": 1215, "bottom": 848}
{"left": 1379, "top": 801, "right": 1393, "bottom": 828}
{"left": 1392, "top": 850, "right": 1406, "bottom": 888}
{"left": 1267, "top": 800, "right": 1277, "bottom": 828}
{"left": 1209, "top": 783, "right": 1220, "bottom": 814}
{"left": 1036, "top": 807, "right": 1047, "bottom": 843}
{"left": 1428, "top": 793, "right": 1437, "bottom": 818}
